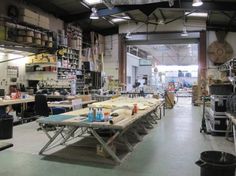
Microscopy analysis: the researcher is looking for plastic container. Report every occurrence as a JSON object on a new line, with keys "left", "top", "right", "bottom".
{"left": 196, "top": 151, "right": 236, "bottom": 176}
{"left": 104, "top": 112, "right": 110, "bottom": 121}
{"left": 133, "top": 104, "right": 138, "bottom": 113}
{"left": 87, "top": 108, "right": 93, "bottom": 122}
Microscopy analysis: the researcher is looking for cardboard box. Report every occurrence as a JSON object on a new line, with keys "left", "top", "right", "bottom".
{"left": 38, "top": 21, "right": 50, "bottom": 30}
{"left": 19, "top": 16, "right": 38, "bottom": 26}
{"left": 165, "top": 92, "right": 175, "bottom": 109}
{"left": 20, "top": 8, "right": 39, "bottom": 20}
{"left": 39, "top": 15, "right": 50, "bottom": 24}
{"left": 75, "top": 95, "right": 91, "bottom": 101}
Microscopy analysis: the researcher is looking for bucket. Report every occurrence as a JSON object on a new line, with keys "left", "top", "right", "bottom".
{"left": 196, "top": 151, "right": 236, "bottom": 176}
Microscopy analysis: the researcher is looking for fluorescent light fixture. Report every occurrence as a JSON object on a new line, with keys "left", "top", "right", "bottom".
{"left": 158, "top": 20, "right": 165, "bottom": 25}
{"left": 111, "top": 16, "right": 130, "bottom": 23}
{"left": 192, "top": 0, "right": 203, "bottom": 7}
{"left": 126, "top": 32, "right": 132, "bottom": 39}
{"left": 181, "top": 27, "right": 188, "bottom": 37}
{"left": 84, "top": 0, "right": 102, "bottom": 5}
{"left": 185, "top": 12, "right": 208, "bottom": 17}
{"left": 90, "top": 8, "right": 99, "bottom": 20}
{"left": 168, "top": 0, "right": 174, "bottom": 7}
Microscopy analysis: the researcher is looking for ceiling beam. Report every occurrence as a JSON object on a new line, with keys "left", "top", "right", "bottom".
{"left": 159, "top": 9, "right": 166, "bottom": 21}
{"left": 207, "top": 24, "right": 236, "bottom": 32}
{"left": 62, "top": 1, "right": 236, "bottom": 23}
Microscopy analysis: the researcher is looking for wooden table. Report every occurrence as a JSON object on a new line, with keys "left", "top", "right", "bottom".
{"left": 0, "top": 98, "right": 35, "bottom": 116}
{"left": 0, "top": 98, "right": 35, "bottom": 106}
{"left": 47, "top": 100, "right": 97, "bottom": 109}
{"left": 37, "top": 97, "right": 164, "bottom": 163}
{"left": 225, "top": 112, "right": 236, "bottom": 152}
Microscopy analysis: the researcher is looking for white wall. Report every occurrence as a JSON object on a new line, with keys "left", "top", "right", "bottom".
{"left": 126, "top": 53, "right": 139, "bottom": 90}
{"left": 104, "top": 34, "right": 119, "bottom": 79}
{"left": 0, "top": 53, "right": 30, "bottom": 94}
{"left": 137, "top": 65, "right": 152, "bottom": 83}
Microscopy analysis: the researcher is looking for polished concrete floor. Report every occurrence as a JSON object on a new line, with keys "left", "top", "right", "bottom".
{"left": 0, "top": 98, "right": 234, "bottom": 176}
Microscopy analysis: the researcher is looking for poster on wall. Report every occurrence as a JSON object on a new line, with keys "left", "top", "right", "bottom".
{"left": 7, "top": 66, "right": 19, "bottom": 78}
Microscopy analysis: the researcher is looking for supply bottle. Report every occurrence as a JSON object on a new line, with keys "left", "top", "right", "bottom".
{"left": 88, "top": 108, "right": 93, "bottom": 122}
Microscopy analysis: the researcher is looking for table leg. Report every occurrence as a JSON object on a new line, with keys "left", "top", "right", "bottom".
{"left": 119, "top": 135, "right": 133, "bottom": 152}
{"left": 90, "top": 129, "right": 121, "bottom": 163}
{"left": 39, "top": 126, "right": 65, "bottom": 155}
{"left": 225, "top": 119, "right": 233, "bottom": 141}
{"left": 233, "top": 125, "right": 236, "bottom": 153}
{"left": 163, "top": 103, "right": 165, "bottom": 116}
{"left": 60, "top": 127, "right": 78, "bottom": 145}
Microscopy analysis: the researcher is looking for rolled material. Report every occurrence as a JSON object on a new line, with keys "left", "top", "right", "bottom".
{"left": 109, "top": 116, "right": 126, "bottom": 125}
{"left": 109, "top": 108, "right": 132, "bottom": 125}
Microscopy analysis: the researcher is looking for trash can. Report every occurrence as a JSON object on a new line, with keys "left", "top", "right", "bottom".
{"left": 196, "top": 151, "right": 236, "bottom": 176}
{"left": 0, "top": 114, "right": 13, "bottom": 139}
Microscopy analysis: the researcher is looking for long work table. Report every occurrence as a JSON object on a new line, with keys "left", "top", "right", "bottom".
{"left": 37, "top": 97, "right": 165, "bottom": 163}
{"left": 47, "top": 100, "right": 97, "bottom": 109}
{"left": 0, "top": 97, "right": 35, "bottom": 106}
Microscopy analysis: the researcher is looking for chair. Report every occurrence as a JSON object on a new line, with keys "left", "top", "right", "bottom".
{"left": 35, "top": 94, "right": 50, "bottom": 117}
{"left": 72, "top": 99, "right": 82, "bottom": 111}
{"left": 34, "top": 94, "right": 55, "bottom": 131}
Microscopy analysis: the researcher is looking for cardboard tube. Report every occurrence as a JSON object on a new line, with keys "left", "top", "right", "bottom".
{"left": 109, "top": 116, "right": 126, "bottom": 125}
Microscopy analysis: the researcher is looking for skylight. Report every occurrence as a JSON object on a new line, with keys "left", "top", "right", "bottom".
{"left": 111, "top": 16, "right": 130, "bottom": 23}
{"left": 185, "top": 12, "right": 208, "bottom": 17}
{"left": 83, "top": 0, "right": 102, "bottom": 5}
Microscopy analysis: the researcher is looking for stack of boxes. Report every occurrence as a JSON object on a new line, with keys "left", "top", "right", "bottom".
{"left": 19, "top": 8, "right": 38, "bottom": 26}
{"left": 19, "top": 8, "right": 50, "bottom": 30}
{"left": 192, "top": 85, "right": 198, "bottom": 104}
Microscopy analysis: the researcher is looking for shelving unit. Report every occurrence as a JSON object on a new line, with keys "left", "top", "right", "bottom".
{"left": 0, "top": 17, "right": 55, "bottom": 53}
{"left": 56, "top": 47, "right": 80, "bottom": 80}
{"left": 219, "top": 57, "right": 236, "bottom": 93}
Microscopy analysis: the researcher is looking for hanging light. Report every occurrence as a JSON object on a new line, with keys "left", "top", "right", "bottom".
{"left": 192, "top": 0, "right": 203, "bottom": 7}
{"left": 181, "top": 27, "right": 188, "bottom": 37}
{"left": 90, "top": 8, "right": 99, "bottom": 19}
{"left": 168, "top": 0, "right": 174, "bottom": 7}
{"left": 125, "top": 32, "right": 132, "bottom": 39}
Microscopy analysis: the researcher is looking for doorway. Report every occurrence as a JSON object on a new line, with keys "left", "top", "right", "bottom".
{"left": 126, "top": 43, "right": 199, "bottom": 104}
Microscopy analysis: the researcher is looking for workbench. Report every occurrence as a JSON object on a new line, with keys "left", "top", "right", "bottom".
{"left": 225, "top": 112, "right": 236, "bottom": 152}
{"left": 0, "top": 98, "right": 35, "bottom": 106}
{"left": 48, "top": 100, "right": 97, "bottom": 109}
{"left": 37, "top": 97, "right": 164, "bottom": 163}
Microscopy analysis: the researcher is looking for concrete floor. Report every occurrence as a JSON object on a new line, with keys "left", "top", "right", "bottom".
{"left": 0, "top": 98, "right": 234, "bottom": 176}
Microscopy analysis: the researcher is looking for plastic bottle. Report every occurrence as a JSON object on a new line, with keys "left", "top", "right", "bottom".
{"left": 100, "top": 108, "right": 104, "bottom": 121}
{"left": 96, "top": 108, "right": 100, "bottom": 121}
{"left": 88, "top": 108, "right": 93, "bottom": 122}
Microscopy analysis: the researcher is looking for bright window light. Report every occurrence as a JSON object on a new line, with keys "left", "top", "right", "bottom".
{"left": 83, "top": 0, "right": 102, "bottom": 5}
{"left": 185, "top": 12, "right": 208, "bottom": 17}
{"left": 111, "top": 16, "right": 130, "bottom": 23}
